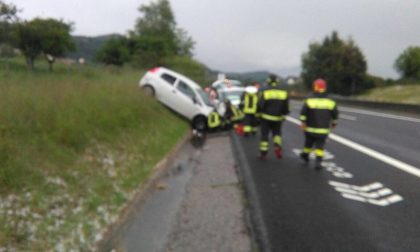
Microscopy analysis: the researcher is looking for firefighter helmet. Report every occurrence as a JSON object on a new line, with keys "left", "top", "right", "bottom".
{"left": 313, "top": 78, "right": 327, "bottom": 93}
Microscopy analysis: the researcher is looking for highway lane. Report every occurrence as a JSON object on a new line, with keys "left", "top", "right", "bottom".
{"left": 290, "top": 100, "right": 420, "bottom": 168}
{"left": 232, "top": 105, "right": 420, "bottom": 251}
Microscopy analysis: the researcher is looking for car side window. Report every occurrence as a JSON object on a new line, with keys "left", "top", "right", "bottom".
{"left": 177, "top": 81, "right": 196, "bottom": 99}
{"left": 161, "top": 73, "right": 176, "bottom": 85}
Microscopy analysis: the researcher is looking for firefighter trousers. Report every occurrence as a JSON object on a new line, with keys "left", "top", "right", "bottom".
{"left": 259, "top": 119, "right": 282, "bottom": 154}
{"left": 303, "top": 132, "right": 328, "bottom": 159}
{"left": 243, "top": 113, "right": 258, "bottom": 134}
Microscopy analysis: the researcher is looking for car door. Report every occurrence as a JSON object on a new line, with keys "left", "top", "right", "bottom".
{"left": 173, "top": 80, "right": 201, "bottom": 119}
{"left": 156, "top": 72, "right": 178, "bottom": 107}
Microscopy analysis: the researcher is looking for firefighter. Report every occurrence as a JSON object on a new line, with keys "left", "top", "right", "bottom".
{"left": 223, "top": 100, "right": 243, "bottom": 130}
{"left": 258, "top": 74, "right": 289, "bottom": 160}
{"left": 299, "top": 78, "right": 338, "bottom": 170}
{"left": 241, "top": 86, "right": 258, "bottom": 136}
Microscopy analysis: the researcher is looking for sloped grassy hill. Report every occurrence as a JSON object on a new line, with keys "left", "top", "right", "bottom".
{"left": 0, "top": 60, "right": 188, "bottom": 250}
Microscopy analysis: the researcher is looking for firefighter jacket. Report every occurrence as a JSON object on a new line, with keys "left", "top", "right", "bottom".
{"left": 258, "top": 85, "right": 289, "bottom": 121}
{"left": 241, "top": 92, "right": 258, "bottom": 115}
{"left": 300, "top": 93, "right": 338, "bottom": 134}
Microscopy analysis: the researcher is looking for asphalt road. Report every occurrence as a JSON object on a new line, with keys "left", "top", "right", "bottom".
{"left": 232, "top": 102, "right": 420, "bottom": 251}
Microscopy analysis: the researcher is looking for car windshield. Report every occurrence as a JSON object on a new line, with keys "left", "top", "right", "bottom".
{"left": 196, "top": 88, "right": 213, "bottom": 107}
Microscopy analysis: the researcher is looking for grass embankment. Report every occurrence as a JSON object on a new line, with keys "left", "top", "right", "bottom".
{"left": 0, "top": 60, "right": 188, "bottom": 250}
{"left": 357, "top": 84, "right": 420, "bottom": 104}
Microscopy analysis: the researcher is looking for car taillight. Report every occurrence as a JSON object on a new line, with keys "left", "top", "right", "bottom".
{"left": 148, "top": 67, "right": 160, "bottom": 73}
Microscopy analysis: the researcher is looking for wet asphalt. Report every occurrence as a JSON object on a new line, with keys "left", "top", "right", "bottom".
{"left": 232, "top": 103, "right": 420, "bottom": 251}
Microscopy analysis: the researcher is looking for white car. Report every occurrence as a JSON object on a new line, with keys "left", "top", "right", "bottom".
{"left": 217, "top": 86, "right": 245, "bottom": 106}
{"left": 139, "top": 67, "right": 213, "bottom": 131}
{"left": 211, "top": 79, "right": 243, "bottom": 90}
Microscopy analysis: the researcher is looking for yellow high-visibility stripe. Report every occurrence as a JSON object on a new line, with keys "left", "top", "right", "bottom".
{"left": 306, "top": 98, "right": 336, "bottom": 110}
{"left": 273, "top": 135, "right": 282, "bottom": 145}
{"left": 261, "top": 114, "right": 284, "bottom": 121}
{"left": 208, "top": 112, "right": 220, "bottom": 128}
{"left": 263, "top": 90, "right": 288, "bottom": 100}
{"left": 244, "top": 94, "right": 258, "bottom": 114}
{"left": 260, "top": 142, "right": 269, "bottom": 151}
{"left": 303, "top": 147, "right": 312, "bottom": 153}
{"left": 305, "top": 127, "right": 330, "bottom": 134}
{"left": 315, "top": 149, "right": 324, "bottom": 157}
{"left": 244, "top": 125, "right": 252, "bottom": 133}
{"left": 300, "top": 115, "right": 307, "bottom": 121}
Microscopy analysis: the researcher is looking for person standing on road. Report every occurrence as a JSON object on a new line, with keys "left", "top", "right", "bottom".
{"left": 258, "top": 74, "right": 289, "bottom": 160}
{"left": 299, "top": 78, "right": 339, "bottom": 170}
{"left": 240, "top": 86, "right": 259, "bottom": 136}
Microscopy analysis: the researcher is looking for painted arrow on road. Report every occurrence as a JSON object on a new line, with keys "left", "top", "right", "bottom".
{"left": 329, "top": 181, "right": 403, "bottom": 207}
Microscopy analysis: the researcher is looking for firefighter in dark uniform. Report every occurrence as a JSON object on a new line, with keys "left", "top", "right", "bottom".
{"left": 258, "top": 74, "right": 289, "bottom": 159}
{"left": 299, "top": 78, "right": 338, "bottom": 170}
{"left": 240, "top": 86, "right": 258, "bottom": 136}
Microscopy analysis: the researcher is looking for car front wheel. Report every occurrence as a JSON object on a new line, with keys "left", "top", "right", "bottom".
{"left": 192, "top": 116, "right": 207, "bottom": 132}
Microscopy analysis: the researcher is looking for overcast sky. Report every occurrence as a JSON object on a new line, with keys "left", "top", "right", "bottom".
{"left": 11, "top": 0, "right": 420, "bottom": 78}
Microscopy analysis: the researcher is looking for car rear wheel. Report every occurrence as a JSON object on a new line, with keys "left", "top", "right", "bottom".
{"left": 142, "top": 85, "right": 155, "bottom": 97}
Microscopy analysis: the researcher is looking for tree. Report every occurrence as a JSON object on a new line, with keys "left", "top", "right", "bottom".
{"left": 96, "top": 36, "right": 129, "bottom": 66}
{"left": 15, "top": 18, "right": 75, "bottom": 71}
{"left": 0, "top": 1, "right": 18, "bottom": 72}
{"left": 39, "top": 18, "right": 75, "bottom": 71}
{"left": 301, "top": 31, "right": 372, "bottom": 95}
{"left": 130, "top": 0, "right": 195, "bottom": 66}
{"left": 394, "top": 46, "right": 420, "bottom": 80}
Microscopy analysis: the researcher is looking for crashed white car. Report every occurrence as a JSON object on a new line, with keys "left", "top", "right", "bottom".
{"left": 139, "top": 67, "right": 213, "bottom": 131}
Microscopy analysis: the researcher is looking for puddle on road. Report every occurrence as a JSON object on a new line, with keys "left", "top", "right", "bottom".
{"left": 120, "top": 145, "right": 200, "bottom": 252}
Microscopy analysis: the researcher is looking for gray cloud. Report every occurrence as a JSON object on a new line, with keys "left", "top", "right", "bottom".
{"left": 12, "top": 0, "right": 420, "bottom": 78}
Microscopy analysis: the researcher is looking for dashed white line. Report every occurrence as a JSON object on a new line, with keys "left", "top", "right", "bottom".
{"left": 286, "top": 116, "right": 420, "bottom": 179}
{"left": 340, "top": 114, "right": 357, "bottom": 121}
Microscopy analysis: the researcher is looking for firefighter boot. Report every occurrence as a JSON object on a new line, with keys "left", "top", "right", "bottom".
{"left": 274, "top": 146, "right": 283, "bottom": 159}
{"left": 300, "top": 152, "right": 309, "bottom": 163}
{"left": 315, "top": 157, "right": 323, "bottom": 170}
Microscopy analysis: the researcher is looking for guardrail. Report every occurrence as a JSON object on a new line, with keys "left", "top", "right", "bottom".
{"left": 291, "top": 95, "right": 420, "bottom": 115}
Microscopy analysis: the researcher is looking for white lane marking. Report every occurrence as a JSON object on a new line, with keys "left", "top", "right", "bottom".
{"left": 329, "top": 181, "right": 403, "bottom": 206}
{"left": 287, "top": 116, "right": 420, "bottom": 179}
{"left": 339, "top": 106, "right": 420, "bottom": 123}
{"left": 340, "top": 114, "right": 357, "bottom": 121}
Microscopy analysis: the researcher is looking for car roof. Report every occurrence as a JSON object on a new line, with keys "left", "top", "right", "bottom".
{"left": 211, "top": 79, "right": 242, "bottom": 88}
{"left": 218, "top": 86, "right": 245, "bottom": 92}
{"left": 156, "top": 67, "right": 202, "bottom": 90}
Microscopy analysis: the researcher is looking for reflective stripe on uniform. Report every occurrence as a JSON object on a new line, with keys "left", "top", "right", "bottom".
{"left": 263, "top": 89, "right": 288, "bottom": 100}
{"left": 261, "top": 114, "right": 284, "bottom": 121}
{"left": 260, "top": 141, "right": 269, "bottom": 151}
{"left": 303, "top": 147, "right": 312, "bottom": 154}
{"left": 305, "top": 127, "right": 330, "bottom": 134}
{"left": 208, "top": 112, "right": 220, "bottom": 128}
{"left": 244, "top": 93, "right": 258, "bottom": 114}
{"left": 231, "top": 105, "right": 244, "bottom": 121}
{"left": 306, "top": 98, "right": 336, "bottom": 110}
{"left": 244, "top": 125, "right": 252, "bottom": 133}
{"left": 300, "top": 115, "right": 307, "bottom": 121}
{"left": 273, "top": 135, "right": 282, "bottom": 146}
{"left": 315, "top": 149, "right": 324, "bottom": 157}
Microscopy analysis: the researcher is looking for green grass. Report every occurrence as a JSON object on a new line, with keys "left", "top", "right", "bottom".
{"left": 357, "top": 84, "right": 420, "bottom": 104}
{"left": 0, "top": 57, "right": 189, "bottom": 250}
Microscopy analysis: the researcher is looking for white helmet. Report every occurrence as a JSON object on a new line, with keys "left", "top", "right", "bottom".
{"left": 245, "top": 86, "right": 257, "bottom": 94}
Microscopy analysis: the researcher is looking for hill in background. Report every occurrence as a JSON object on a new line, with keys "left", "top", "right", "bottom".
{"left": 66, "top": 34, "right": 122, "bottom": 62}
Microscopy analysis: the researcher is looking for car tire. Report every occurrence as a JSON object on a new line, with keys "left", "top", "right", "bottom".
{"left": 192, "top": 116, "right": 207, "bottom": 132}
{"left": 142, "top": 85, "right": 155, "bottom": 97}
